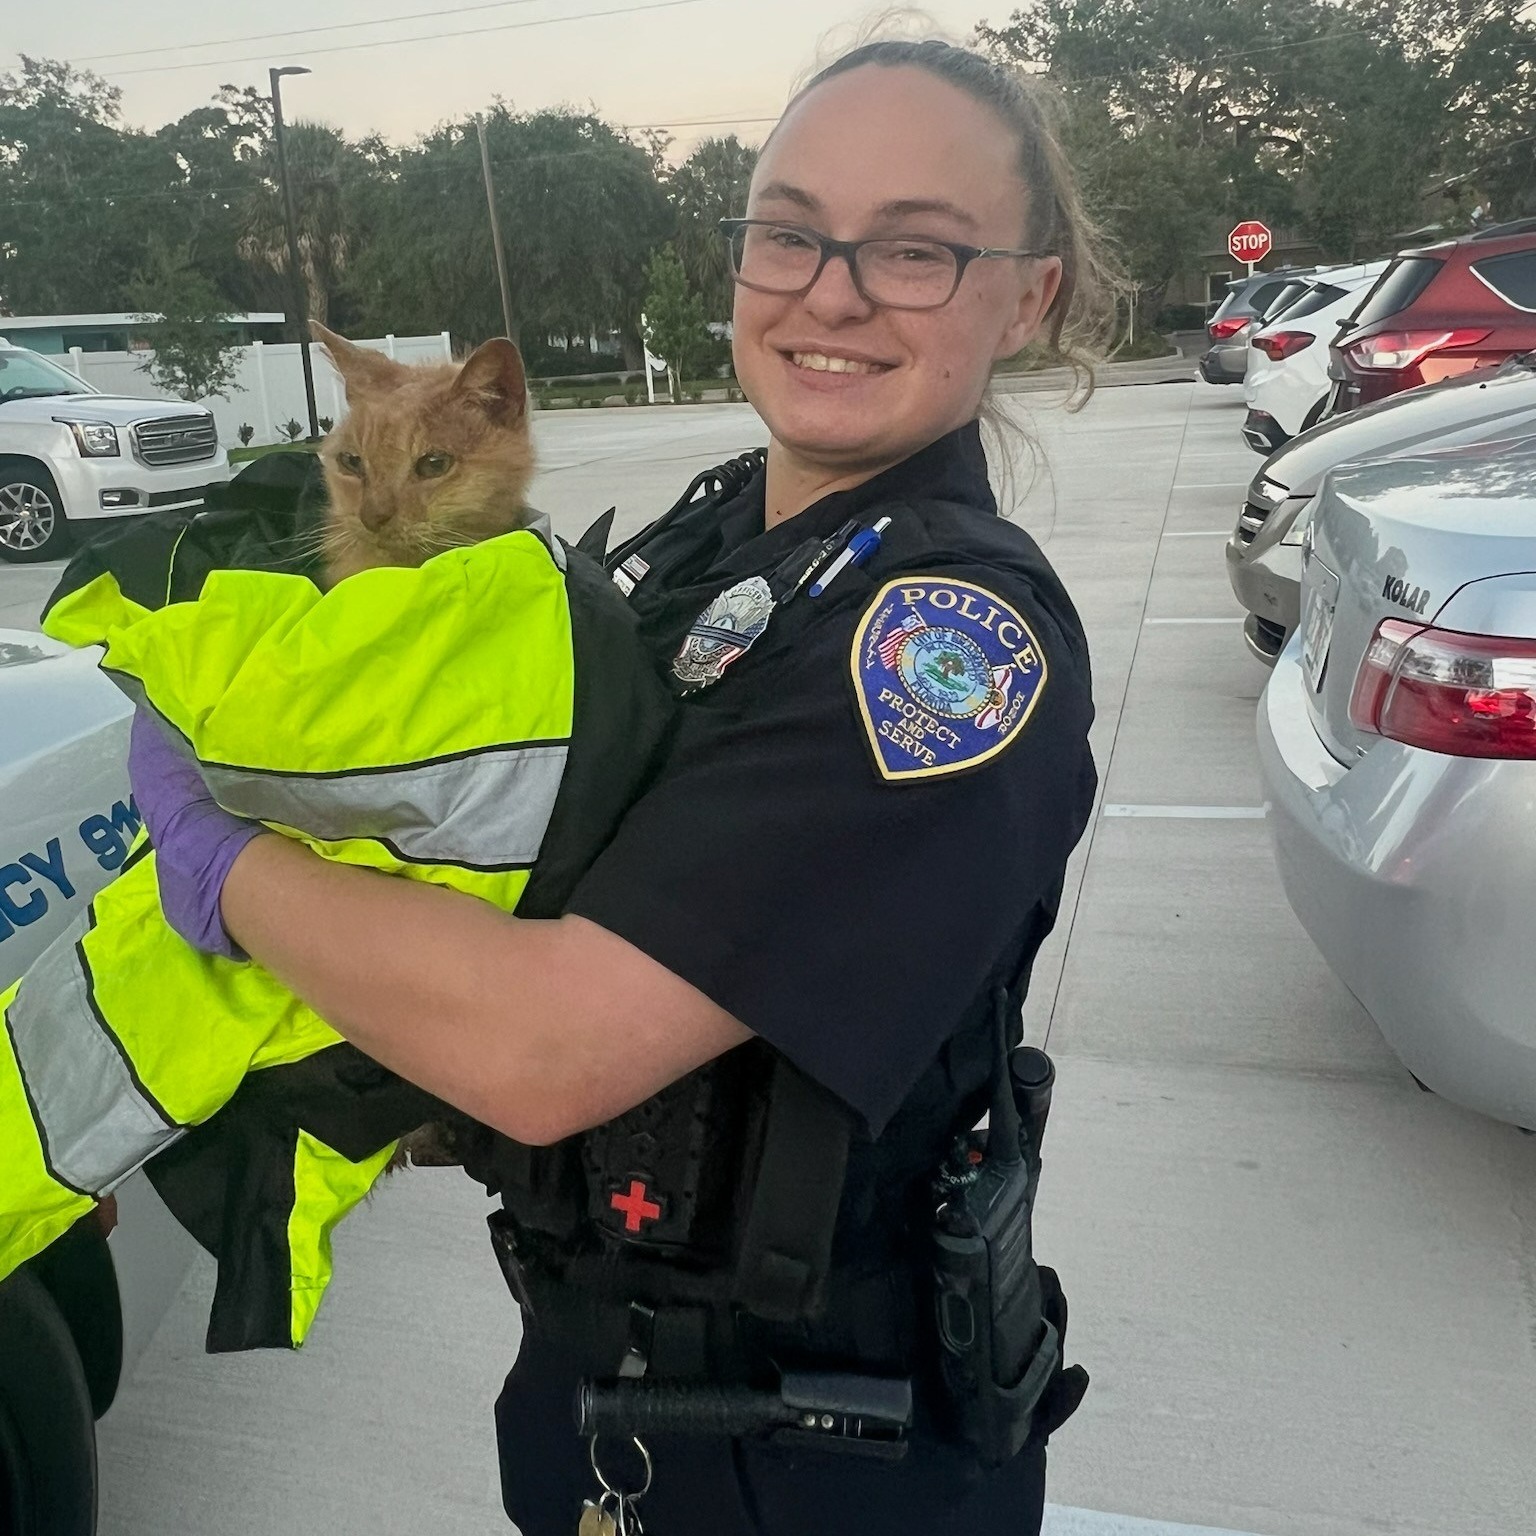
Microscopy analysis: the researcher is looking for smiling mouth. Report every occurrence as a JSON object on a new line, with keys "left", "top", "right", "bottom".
{"left": 787, "top": 351, "right": 893, "bottom": 375}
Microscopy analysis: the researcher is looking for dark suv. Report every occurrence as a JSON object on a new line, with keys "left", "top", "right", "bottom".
{"left": 1327, "top": 221, "right": 1536, "bottom": 413}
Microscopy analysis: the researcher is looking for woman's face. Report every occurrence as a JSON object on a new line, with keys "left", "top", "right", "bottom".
{"left": 733, "top": 64, "right": 1063, "bottom": 476}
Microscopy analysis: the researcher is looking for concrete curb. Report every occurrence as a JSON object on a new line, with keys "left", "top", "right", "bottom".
{"left": 992, "top": 355, "right": 1196, "bottom": 395}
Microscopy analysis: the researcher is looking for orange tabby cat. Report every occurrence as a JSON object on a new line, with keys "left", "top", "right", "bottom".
{"left": 308, "top": 325, "right": 535, "bottom": 1167}
{"left": 310, "top": 322, "right": 535, "bottom": 586}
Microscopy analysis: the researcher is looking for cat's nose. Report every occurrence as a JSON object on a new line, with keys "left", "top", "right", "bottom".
{"left": 359, "top": 502, "right": 397, "bottom": 532}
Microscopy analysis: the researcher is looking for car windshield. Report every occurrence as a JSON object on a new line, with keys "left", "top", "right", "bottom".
{"left": 1350, "top": 256, "right": 1444, "bottom": 329}
{"left": 0, "top": 348, "right": 86, "bottom": 401}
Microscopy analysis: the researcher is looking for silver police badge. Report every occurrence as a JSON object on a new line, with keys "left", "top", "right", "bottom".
{"left": 672, "top": 575, "right": 777, "bottom": 691}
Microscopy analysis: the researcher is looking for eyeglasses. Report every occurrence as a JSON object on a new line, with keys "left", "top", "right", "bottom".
{"left": 719, "top": 218, "right": 1048, "bottom": 312}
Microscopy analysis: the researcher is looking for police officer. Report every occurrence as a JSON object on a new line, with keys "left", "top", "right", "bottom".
{"left": 130, "top": 35, "right": 1111, "bottom": 1536}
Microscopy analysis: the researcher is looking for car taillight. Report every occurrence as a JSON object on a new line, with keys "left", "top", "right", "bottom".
{"left": 1209, "top": 317, "right": 1248, "bottom": 340}
{"left": 1255, "top": 330, "right": 1313, "bottom": 360}
{"left": 1349, "top": 619, "right": 1536, "bottom": 758}
{"left": 1345, "top": 328, "right": 1491, "bottom": 372}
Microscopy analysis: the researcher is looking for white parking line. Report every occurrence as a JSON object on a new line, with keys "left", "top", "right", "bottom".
{"left": 1143, "top": 617, "right": 1244, "bottom": 625}
{"left": 1103, "top": 803, "right": 1267, "bottom": 819}
{"left": 1175, "top": 482, "right": 1248, "bottom": 489}
{"left": 1163, "top": 530, "right": 1230, "bottom": 538}
{"left": 1045, "top": 1506, "right": 1271, "bottom": 1536}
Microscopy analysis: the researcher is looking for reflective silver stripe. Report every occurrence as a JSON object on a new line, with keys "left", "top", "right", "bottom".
{"left": 522, "top": 509, "right": 566, "bottom": 571}
{"left": 202, "top": 741, "right": 569, "bottom": 870}
{"left": 5, "top": 911, "right": 178, "bottom": 1196}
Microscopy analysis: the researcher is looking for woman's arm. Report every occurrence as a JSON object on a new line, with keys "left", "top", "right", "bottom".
{"left": 220, "top": 834, "right": 751, "bottom": 1145}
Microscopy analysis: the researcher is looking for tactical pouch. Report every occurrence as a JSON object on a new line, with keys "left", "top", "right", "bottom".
{"left": 580, "top": 1047, "right": 763, "bottom": 1263}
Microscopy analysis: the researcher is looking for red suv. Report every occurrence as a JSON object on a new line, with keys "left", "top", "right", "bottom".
{"left": 1327, "top": 220, "right": 1536, "bottom": 414}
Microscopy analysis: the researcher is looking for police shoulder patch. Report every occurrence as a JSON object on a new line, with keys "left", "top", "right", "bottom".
{"left": 850, "top": 575, "right": 1048, "bottom": 782}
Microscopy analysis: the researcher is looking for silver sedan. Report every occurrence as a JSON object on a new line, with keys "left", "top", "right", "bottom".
{"left": 1228, "top": 355, "right": 1536, "bottom": 665}
{"left": 1258, "top": 433, "right": 1536, "bottom": 1127}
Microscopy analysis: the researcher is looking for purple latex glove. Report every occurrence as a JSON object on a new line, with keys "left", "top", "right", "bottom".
{"left": 128, "top": 711, "right": 265, "bottom": 958}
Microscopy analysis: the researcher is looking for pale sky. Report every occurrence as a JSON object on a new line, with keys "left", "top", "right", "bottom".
{"left": 9, "top": 1, "right": 1014, "bottom": 156}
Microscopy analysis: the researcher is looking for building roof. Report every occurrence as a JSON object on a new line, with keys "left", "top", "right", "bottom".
{"left": 0, "top": 312, "right": 286, "bottom": 329}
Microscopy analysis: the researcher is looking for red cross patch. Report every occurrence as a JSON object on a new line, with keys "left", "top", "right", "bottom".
{"left": 608, "top": 1178, "right": 664, "bottom": 1234}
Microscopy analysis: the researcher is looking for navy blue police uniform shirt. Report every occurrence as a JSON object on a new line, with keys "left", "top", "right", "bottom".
{"left": 568, "top": 420, "right": 1097, "bottom": 1146}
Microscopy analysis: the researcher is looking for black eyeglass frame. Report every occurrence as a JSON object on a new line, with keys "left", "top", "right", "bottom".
{"left": 718, "top": 217, "right": 1050, "bottom": 311}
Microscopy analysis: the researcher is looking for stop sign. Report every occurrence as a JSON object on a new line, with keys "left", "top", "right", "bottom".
{"left": 1228, "top": 220, "right": 1273, "bottom": 265}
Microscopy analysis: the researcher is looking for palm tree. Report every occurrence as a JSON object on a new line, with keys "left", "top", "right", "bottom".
{"left": 239, "top": 120, "right": 358, "bottom": 327}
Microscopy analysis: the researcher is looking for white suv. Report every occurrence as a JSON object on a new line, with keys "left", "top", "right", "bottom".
{"left": 1240, "top": 262, "right": 1389, "bottom": 452}
{"left": 0, "top": 342, "right": 230, "bottom": 563}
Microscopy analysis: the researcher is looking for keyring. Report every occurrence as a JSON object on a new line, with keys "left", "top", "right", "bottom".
{"left": 587, "top": 1433, "right": 653, "bottom": 1500}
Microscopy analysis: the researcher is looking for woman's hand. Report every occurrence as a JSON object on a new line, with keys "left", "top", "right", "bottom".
{"left": 128, "top": 711, "right": 268, "bottom": 959}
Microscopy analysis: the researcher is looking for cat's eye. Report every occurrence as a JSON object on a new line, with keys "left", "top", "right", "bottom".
{"left": 415, "top": 452, "right": 454, "bottom": 478}
{"left": 336, "top": 452, "right": 364, "bottom": 476}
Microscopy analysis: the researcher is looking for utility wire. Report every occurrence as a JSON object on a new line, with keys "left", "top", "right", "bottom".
{"left": 103, "top": 0, "right": 711, "bottom": 79}
{"left": 73, "top": 0, "right": 555, "bottom": 66}
{"left": 0, "top": 136, "right": 765, "bottom": 210}
{"left": 624, "top": 114, "right": 778, "bottom": 129}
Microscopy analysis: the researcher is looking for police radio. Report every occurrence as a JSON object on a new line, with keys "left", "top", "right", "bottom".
{"left": 929, "top": 992, "right": 1068, "bottom": 1466}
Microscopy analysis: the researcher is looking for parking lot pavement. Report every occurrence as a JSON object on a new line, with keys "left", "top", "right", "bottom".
{"left": 0, "top": 557, "right": 65, "bottom": 631}
{"left": 12, "top": 386, "right": 1535, "bottom": 1534}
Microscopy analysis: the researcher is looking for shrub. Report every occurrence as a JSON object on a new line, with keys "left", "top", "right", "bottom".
{"left": 542, "top": 372, "right": 624, "bottom": 389}
{"left": 318, "top": 415, "right": 335, "bottom": 434}
{"left": 277, "top": 418, "right": 304, "bottom": 442}
{"left": 1155, "top": 304, "right": 1208, "bottom": 333}
{"left": 624, "top": 385, "right": 641, "bottom": 405}
{"left": 687, "top": 390, "right": 704, "bottom": 404}
{"left": 237, "top": 423, "right": 255, "bottom": 446}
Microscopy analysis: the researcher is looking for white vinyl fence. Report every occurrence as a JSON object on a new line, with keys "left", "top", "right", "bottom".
{"left": 59, "top": 334, "right": 454, "bottom": 449}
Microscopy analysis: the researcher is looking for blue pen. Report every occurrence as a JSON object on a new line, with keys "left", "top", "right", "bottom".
{"left": 808, "top": 517, "right": 891, "bottom": 598}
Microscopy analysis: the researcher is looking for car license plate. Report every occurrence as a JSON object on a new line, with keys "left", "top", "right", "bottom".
{"left": 1301, "top": 564, "right": 1340, "bottom": 692}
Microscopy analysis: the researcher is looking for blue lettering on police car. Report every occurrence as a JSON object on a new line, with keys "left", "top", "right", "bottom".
{"left": 0, "top": 864, "right": 47, "bottom": 929}
{"left": 80, "top": 798, "right": 142, "bottom": 873}
{"left": 22, "top": 840, "right": 75, "bottom": 902}
{"left": 851, "top": 577, "right": 1047, "bottom": 781}
{"left": 0, "top": 798, "right": 140, "bottom": 947}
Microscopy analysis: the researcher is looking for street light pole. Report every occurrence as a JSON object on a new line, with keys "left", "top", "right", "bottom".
{"left": 475, "top": 115, "right": 517, "bottom": 344}
{"left": 270, "top": 65, "right": 320, "bottom": 440}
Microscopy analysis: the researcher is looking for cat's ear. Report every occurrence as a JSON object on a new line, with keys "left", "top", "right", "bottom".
{"left": 454, "top": 338, "right": 527, "bottom": 425}
{"left": 311, "top": 322, "right": 400, "bottom": 398}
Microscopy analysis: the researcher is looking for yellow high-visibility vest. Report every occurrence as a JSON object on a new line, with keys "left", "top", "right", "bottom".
{"left": 1, "top": 528, "right": 575, "bottom": 1345}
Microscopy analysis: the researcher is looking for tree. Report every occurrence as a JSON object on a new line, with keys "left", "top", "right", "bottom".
{"left": 343, "top": 107, "right": 673, "bottom": 361}
{"left": 129, "top": 240, "right": 243, "bottom": 401}
{"left": 238, "top": 120, "right": 360, "bottom": 327}
{"left": 0, "top": 57, "right": 172, "bottom": 312}
{"left": 666, "top": 135, "right": 758, "bottom": 320}
{"left": 1053, "top": 96, "right": 1225, "bottom": 318}
{"left": 1380, "top": 0, "right": 1536, "bottom": 221}
{"left": 977, "top": 0, "right": 1458, "bottom": 266}
{"left": 0, "top": 57, "right": 262, "bottom": 317}
{"left": 992, "top": 0, "right": 1536, "bottom": 250}
{"left": 641, "top": 247, "right": 709, "bottom": 403}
